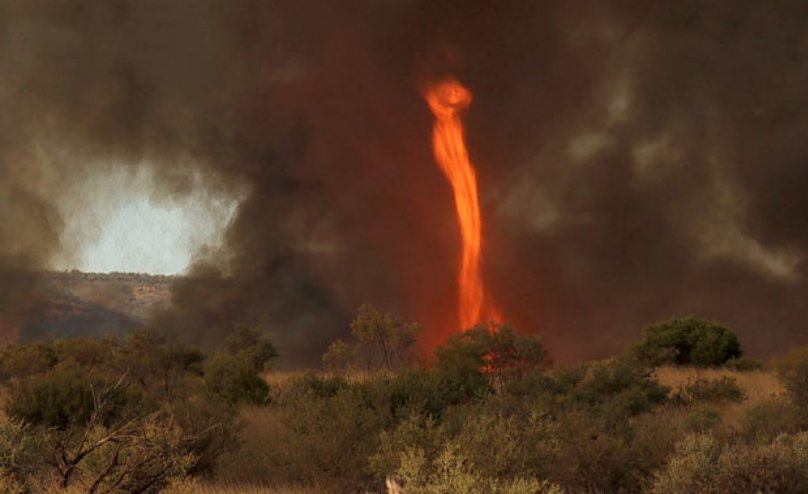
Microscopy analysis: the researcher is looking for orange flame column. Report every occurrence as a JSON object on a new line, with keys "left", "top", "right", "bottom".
{"left": 425, "top": 77, "right": 500, "bottom": 330}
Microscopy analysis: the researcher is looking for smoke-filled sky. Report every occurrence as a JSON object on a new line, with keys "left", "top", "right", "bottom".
{"left": 2, "top": 0, "right": 808, "bottom": 364}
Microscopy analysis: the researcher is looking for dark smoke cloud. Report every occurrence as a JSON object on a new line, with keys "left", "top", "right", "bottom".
{"left": 2, "top": 0, "right": 808, "bottom": 365}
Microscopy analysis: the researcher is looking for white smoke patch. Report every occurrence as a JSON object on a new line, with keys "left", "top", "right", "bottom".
{"left": 52, "top": 164, "right": 242, "bottom": 275}
{"left": 696, "top": 161, "right": 803, "bottom": 283}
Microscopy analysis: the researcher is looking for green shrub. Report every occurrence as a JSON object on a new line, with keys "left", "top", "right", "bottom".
{"left": 285, "top": 372, "right": 350, "bottom": 400}
{"left": 248, "top": 380, "right": 390, "bottom": 492}
{"left": 344, "top": 304, "right": 420, "bottom": 372}
{"left": 0, "top": 419, "right": 41, "bottom": 491}
{"left": 223, "top": 325, "right": 278, "bottom": 373}
{"left": 5, "top": 366, "right": 130, "bottom": 429}
{"left": 553, "top": 358, "right": 668, "bottom": 428}
{"left": 369, "top": 413, "right": 445, "bottom": 478}
{"left": 743, "top": 398, "right": 805, "bottom": 441}
{"left": 723, "top": 356, "right": 764, "bottom": 371}
{"left": 651, "top": 432, "right": 808, "bottom": 494}
{"left": 394, "top": 441, "right": 562, "bottom": 494}
{"left": 0, "top": 343, "right": 56, "bottom": 381}
{"left": 631, "top": 317, "right": 741, "bottom": 367}
{"left": 433, "top": 327, "right": 492, "bottom": 402}
{"left": 774, "top": 347, "right": 808, "bottom": 417}
{"left": 433, "top": 323, "right": 549, "bottom": 401}
{"left": 204, "top": 353, "right": 270, "bottom": 406}
{"left": 681, "top": 407, "right": 722, "bottom": 432}
{"left": 166, "top": 396, "right": 242, "bottom": 476}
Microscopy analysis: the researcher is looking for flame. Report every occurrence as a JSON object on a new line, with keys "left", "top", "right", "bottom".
{"left": 426, "top": 77, "right": 500, "bottom": 330}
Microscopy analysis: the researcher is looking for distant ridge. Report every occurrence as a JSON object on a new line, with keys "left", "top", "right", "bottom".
{"left": 19, "top": 270, "right": 177, "bottom": 341}
{"left": 43, "top": 270, "right": 178, "bottom": 284}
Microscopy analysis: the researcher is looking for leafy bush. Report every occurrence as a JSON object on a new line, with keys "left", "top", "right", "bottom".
{"left": 551, "top": 358, "right": 669, "bottom": 428}
{"left": 681, "top": 407, "right": 722, "bottom": 432}
{"left": 723, "top": 356, "right": 764, "bottom": 371}
{"left": 6, "top": 365, "right": 131, "bottom": 429}
{"left": 651, "top": 432, "right": 808, "bottom": 494}
{"left": 204, "top": 353, "right": 270, "bottom": 406}
{"left": 394, "top": 441, "right": 563, "bottom": 494}
{"left": 631, "top": 317, "right": 741, "bottom": 367}
{"left": 774, "top": 347, "right": 808, "bottom": 417}
{"left": 0, "top": 343, "right": 56, "bottom": 381}
{"left": 223, "top": 325, "right": 278, "bottom": 373}
{"left": 743, "top": 398, "right": 805, "bottom": 441}
{"left": 322, "top": 304, "right": 419, "bottom": 373}
{"left": 0, "top": 332, "right": 245, "bottom": 491}
{"left": 257, "top": 382, "right": 388, "bottom": 492}
{"left": 0, "top": 419, "right": 41, "bottom": 491}
{"left": 434, "top": 323, "right": 549, "bottom": 401}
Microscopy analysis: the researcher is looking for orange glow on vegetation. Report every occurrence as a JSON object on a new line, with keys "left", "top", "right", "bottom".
{"left": 425, "top": 77, "right": 501, "bottom": 331}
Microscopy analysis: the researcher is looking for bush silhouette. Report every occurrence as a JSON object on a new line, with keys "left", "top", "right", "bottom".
{"left": 631, "top": 316, "right": 741, "bottom": 367}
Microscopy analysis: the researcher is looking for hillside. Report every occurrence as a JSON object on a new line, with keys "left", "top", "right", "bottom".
{"left": 24, "top": 271, "right": 176, "bottom": 340}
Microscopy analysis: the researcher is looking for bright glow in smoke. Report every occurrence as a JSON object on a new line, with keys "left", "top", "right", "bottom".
{"left": 53, "top": 166, "right": 240, "bottom": 275}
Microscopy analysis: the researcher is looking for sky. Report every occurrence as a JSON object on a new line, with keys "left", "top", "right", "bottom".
{"left": 2, "top": 1, "right": 808, "bottom": 364}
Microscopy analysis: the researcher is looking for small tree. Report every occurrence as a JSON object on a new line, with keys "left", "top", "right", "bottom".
{"left": 322, "top": 304, "right": 419, "bottom": 373}
{"left": 223, "top": 325, "right": 278, "bottom": 373}
{"left": 322, "top": 339, "right": 355, "bottom": 374}
{"left": 631, "top": 316, "right": 741, "bottom": 367}
{"left": 202, "top": 326, "right": 276, "bottom": 406}
{"left": 435, "top": 323, "right": 549, "bottom": 396}
{"left": 204, "top": 353, "right": 270, "bottom": 406}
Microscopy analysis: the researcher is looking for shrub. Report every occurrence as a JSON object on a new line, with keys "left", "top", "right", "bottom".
{"left": 774, "top": 347, "right": 808, "bottom": 417}
{"left": 166, "top": 396, "right": 242, "bottom": 476}
{"left": 0, "top": 419, "right": 41, "bottom": 491}
{"left": 651, "top": 432, "right": 808, "bottom": 494}
{"left": 322, "top": 339, "right": 355, "bottom": 374}
{"left": 433, "top": 323, "right": 549, "bottom": 400}
{"left": 223, "top": 325, "right": 278, "bottom": 373}
{"left": 249, "top": 379, "right": 390, "bottom": 492}
{"left": 0, "top": 343, "right": 56, "bottom": 381}
{"left": 681, "top": 407, "right": 722, "bottom": 432}
{"left": 204, "top": 353, "right": 270, "bottom": 406}
{"left": 631, "top": 317, "right": 741, "bottom": 367}
{"left": 723, "top": 356, "right": 764, "bottom": 371}
{"left": 743, "top": 398, "right": 805, "bottom": 441}
{"left": 369, "top": 413, "right": 445, "bottom": 478}
{"left": 5, "top": 366, "right": 130, "bottom": 429}
{"left": 558, "top": 358, "right": 669, "bottom": 428}
{"left": 352, "top": 304, "right": 420, "bottom": 372}
{"left": 394, "top": 441, "right": 563, "bottom": 494}
{"left": 433, "top": 327, "right": 492, "bottom": 402}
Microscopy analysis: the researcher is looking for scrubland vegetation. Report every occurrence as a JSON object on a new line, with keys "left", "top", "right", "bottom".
{"left": 0, "top": 308, "right": 806, "bottom": 493}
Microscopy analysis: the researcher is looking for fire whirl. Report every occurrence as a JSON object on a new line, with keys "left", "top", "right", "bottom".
{"left": 425, "top": 77, "right": 501, "bottom": 331}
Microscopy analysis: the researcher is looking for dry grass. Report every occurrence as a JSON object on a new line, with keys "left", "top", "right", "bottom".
{"left": 213, "top": 406, "right": 288, "bottom": 486}
{"left": 166, "top": 481, "right": 328, "bottom": 494}
{"left": 262, "top": 369, "right": 390, "bottom": 389}
{"left": 654, "top": 366, "right": 786, "bottom": 428}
